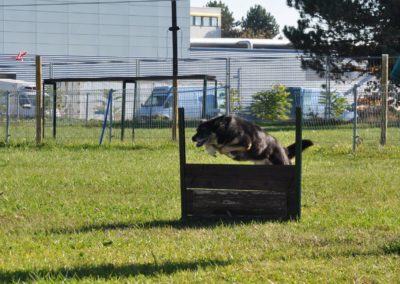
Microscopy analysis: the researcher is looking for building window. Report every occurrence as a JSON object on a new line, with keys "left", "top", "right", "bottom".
{"left": 210, "top": 17, "right": 218, "bottom": 27}
{"left": 191, "top": 15, "right": 219, "bottom": 27}
{"left": 202, "top": 16, "right": 210, "bottom": 26}
{"left": 194, "top": 16, "right": 202, "bottom": 26}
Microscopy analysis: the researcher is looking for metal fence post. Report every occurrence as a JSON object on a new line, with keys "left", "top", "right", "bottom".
{"left": 132, "top": 59, "right": 140, "bottom": 141}
{"left": 16, "top": 92, "right": 20, "bottom": 120}
{"left": 352, "top": 85, "right": 358, "bottom": 152}
{"left": 294, "top": 107, "right": 303, "bottom": 220}
{"left": 5, "top": 91, "right": 10, "bottom": 145}
{"left": 202, "top": 79, "right": 207, "bottom": 118}
{"left": 121, "top": 81, "right": 126, "bottom": 141}
{"left": 225, "top": 58, "right": 231, "bottom": 115}
{"left": 52, "top": 83, "right": 57, "bottom": 139}
{"left": 85, "top": 93, "right": 89, "bottom": 125}
{"left": 132, "top": 82, "right": 137, "bottom": 141}
{"left": 325, "top": 56, "right": 332, "bottom": 120}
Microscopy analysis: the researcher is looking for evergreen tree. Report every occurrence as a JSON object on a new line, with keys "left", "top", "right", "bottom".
{"left": 241, "top": 5, "right": 280, "bottom": 39}
{"left": 283, "top": 0, "right": 400, "bottom": 78}
{"left": 206, "top": 1, "right": 239, "bottom": 37}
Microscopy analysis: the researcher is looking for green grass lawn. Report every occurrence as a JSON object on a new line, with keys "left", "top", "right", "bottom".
{"left": 0, "top": 129, "right": 399, "bottom": 283}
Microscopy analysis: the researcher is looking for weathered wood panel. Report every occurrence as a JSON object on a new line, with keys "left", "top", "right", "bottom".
{"left": 185, "top": 164, "right": 296, "bottom": 192}
{"left": 186, "top": 189, "right": 287, "bottom": 218}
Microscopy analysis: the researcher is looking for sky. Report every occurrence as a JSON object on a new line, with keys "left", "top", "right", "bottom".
{"left": 190, "top": 0, "right": 300, "bottom": 35}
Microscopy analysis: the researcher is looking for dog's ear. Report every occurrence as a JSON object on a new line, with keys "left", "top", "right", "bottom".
{"left": 214, "top": 116, "right": 231, "bottom": 131}
{"left": 221, "top": 116, "right": 231, "bottom": 125}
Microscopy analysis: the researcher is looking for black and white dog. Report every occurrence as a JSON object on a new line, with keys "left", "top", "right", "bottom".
{"left": 192, "top": 115, "right": 313, "bottom": 165}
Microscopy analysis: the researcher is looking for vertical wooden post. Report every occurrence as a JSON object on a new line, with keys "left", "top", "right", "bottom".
{"left": 381, "top": 54, "right": 388, "bottom": 146}
{"left": 36, "top": 55, "right": 43, "bottom": 145}
{"left": 178, "top": 107, "right": 187, "bottom": 219}
{"left": 42, "top": 84, "right": 45, "bottom": 140}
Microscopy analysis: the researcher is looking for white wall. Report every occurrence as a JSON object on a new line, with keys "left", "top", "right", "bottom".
{"left": 0, "top": 0, "right": 190, "bottom": 58}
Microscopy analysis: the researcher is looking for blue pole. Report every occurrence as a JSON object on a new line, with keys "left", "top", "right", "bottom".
{"left": 390, "top": 56, "right": 400, "bottom": 83}
{"left": 100, "top": 89, "right": 113, "bottom": 145}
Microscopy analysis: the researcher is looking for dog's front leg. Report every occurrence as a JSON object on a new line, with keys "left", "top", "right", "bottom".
{"left": 220, "top": 144, "right": 252, "bottom": 155}
{"left": 205, "top": 144, "right": 218, "bottom": 156}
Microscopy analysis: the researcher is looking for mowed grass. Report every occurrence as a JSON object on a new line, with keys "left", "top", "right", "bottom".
{"left": 0, "top": 128, "right": 399, "bottom": 283}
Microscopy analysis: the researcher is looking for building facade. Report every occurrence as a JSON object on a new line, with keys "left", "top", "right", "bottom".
{"left": 190, "top": 7, "right": 221, "bottom": 38}
{"left": 0, "top": 0, "right": 190, "bottom": 58}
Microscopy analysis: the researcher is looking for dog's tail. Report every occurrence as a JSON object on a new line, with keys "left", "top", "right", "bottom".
{"left": 286, "top": 139, "right": 313, "bottom": 160}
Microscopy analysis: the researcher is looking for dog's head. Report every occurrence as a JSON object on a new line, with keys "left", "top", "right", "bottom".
{"left": 192, "top": 115, "right": 228, "bottom": 147}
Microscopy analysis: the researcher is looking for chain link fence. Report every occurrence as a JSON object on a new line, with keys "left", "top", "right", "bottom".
{"left": 0, "top": 54, "right": 399, "bottom": 148}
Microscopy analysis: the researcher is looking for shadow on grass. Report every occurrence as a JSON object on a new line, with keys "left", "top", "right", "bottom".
{"left": 0, "top": 259, "right": 230, "bottom": 282}
{"left": 46, "top": 218, "right": 282, "bottom": 235}
{"left": 382, "top": 239, "right": 400, "bottom": 255}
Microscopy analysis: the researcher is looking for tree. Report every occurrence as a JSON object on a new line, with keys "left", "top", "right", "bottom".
{"left": 318, "top": 90, "right": 349, "bottom": 119}
{"left": 241, "top": 5, "right": 280, "bottom": 39}
{"left": 283, "top": 0, "right": 400, "bottom": 79}
{"left": 206, "top": 1, "right": 239, "bottom": 37}
{"left": 250, "top": 84, "right": 292, "bottom": 121}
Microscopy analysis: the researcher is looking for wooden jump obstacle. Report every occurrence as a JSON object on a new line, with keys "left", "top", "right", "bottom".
{"left": 178, "top": 107, "right": 304, "bottom": 221}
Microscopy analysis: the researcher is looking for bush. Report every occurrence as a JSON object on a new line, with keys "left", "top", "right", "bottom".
{"left": 250, "top": 84, "right": 292, "bottom": 121}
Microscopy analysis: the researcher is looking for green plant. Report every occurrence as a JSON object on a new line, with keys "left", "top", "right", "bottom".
{"left": 250, "top": 84, "right": 292, "bottom": 121}
{"left": 219, "top": 88, "right": 242, "bottom": 113}
{"left": 319, "top": 90, "right": 349, "bottom": 119}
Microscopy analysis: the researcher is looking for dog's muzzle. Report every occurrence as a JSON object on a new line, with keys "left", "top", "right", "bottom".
{"left": 192, "top": 135, "right": 208, "bottom": 147}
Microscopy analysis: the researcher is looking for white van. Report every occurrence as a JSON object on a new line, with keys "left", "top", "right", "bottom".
{"left": 139, "top": 86, "right": 221, "bottom": 120}
{"left": 0, "top": 79, "right": 37, "bottom": 118}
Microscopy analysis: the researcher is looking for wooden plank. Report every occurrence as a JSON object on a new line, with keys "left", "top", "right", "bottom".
{"left": 186, "top": 189, "right": 287, "bottom": 219}
{"left": 185, "top": 164, "right": 295, "bottom": 192}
